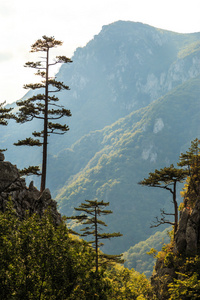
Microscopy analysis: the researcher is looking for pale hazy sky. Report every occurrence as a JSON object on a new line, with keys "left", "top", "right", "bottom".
{"left": 1, "top": 0, "right": 200, "bottom": 103}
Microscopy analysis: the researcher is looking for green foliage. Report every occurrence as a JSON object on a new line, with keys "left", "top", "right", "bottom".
{"left": 168, "top": 272, "right": 200, "bottom": 299}
{"left": 0, "top": 202, "right": 96, "bottom": 299}
{"left": 168, "top": 256, "right": 200, "bottom": 299}
{"left": 105, "top": 264, "right": 156, "bottom": 299}
{"left": 147, "top": 248, "right": 158, "bottom": 258}
{"left": 0, "top": 200, "right": 157, "bottom": 299}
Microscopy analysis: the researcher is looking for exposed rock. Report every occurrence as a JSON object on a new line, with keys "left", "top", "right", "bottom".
{"left": 151, "top": 194, "right": 200, "bottom": 298}
{"left": 151, "top": 259, "right": 176, "bottom": 300}
{"left": 0, "top": 158, "right": 61, "bottom": 225}
{"left": 173, "top": 208, "right": 190, "bottom": 253}
{"left": 175, "top": 196, "right": 200, "bottom": 255}
{"left": 0, "top": 152, "right": 5, "bottom": 161}
{"left": 0, "top": 161, "right": 19, "bottom": 193}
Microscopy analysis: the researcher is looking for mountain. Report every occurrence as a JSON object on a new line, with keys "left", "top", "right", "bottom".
{"left": 1, "top": 21, "right": 200, "bottom": 255}
{"left": 53, "top": 77, "right": 200, "bottom": 254}
{"left": 54, "top": 20, "right": 200, "bottom": 146}
{"left": 3, "top": 21, "right": 200, "bottom": 167}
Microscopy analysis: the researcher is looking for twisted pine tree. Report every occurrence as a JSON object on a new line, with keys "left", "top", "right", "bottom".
{"left": 68, "top": 199, "right": 123, "bottom": 273}
{"left": 139, "top": 165, "right": 188, "bottom": 237}
{"left": 14, "top": 36, "right": 72, "bottom": 192}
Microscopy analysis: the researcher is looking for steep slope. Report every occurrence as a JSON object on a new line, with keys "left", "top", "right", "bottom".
{"left": 54, "top": 77, "right": 200, "bottom": 254}
{"left": 2, "top": 21, "right": 200, "bottom": 174}
{"left": 123, "top": 227, "right": 170, "bottom": 277}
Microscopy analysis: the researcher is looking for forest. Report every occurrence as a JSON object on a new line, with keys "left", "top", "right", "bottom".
{"left": 1, "top": 31, "right": 200, "bottom": 299}
{"left": 1, "top": 137, "right": 200, "bottom": 299}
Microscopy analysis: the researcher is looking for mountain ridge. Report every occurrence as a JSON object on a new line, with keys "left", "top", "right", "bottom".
{"left": 54, "top": 76, "right": 200, "bottom": 254}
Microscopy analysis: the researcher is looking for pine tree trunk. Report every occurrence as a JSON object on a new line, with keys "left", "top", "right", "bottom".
{"left": 94, "top": 205, "right": 98, "bottom": 273}
{"left": 40, "top": 47, "right": 49, "bottom": 193}
{"left": 173, "top": 181, "right": 178, "bottom": 237}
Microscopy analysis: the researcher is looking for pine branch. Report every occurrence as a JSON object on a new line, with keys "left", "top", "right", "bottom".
{"left": 55, "top": 56, "right": 72, "bottom": 64}
{"left": 48, "top": 122, "right": 69, "bottom": 134}
{"left": 14, "top": 137, "right": 42, "bottom": 147}
{"left": 48, "top": 79, "right": 70, "bottom": 92}
{"left": 47, "top": 108, "right": 71, "bottom": 119}
{"left": 23, "top": 83, "right": 45, "bottom": 90}
{"left": 24, "top": 61, "right": 44, "bottom": 69}
{"left": 19, "top": 166, "right": 41, "bottom": 176}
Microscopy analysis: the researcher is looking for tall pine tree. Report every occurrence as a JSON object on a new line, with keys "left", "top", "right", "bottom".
{"left": 14, "top": 36, "right": 72, "bottom": 192}
{"left": 68, "top": 199, "right": 123, "bottom": 272}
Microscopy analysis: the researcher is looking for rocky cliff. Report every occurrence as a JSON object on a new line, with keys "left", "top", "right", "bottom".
{"left": 0, "top": 152, "right": 61, "bottom": 224}
{"left": 175, "top": 203, "right": 200, "bottom": 256}
{"left": 151, "top": 191, "right": 200, "bottom": 299}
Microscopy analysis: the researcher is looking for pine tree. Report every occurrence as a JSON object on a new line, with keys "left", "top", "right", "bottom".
{"left": 14, "top": 36, "right": 72, "bottom": 192}
{"left": 139, "top": 165, "right": 187, "bottom": 236}
{"left": 0, "top": 101, "right": 14, "bottom": 152}
{"left": 68, "top": 199, "right": 123, "bottom": 272}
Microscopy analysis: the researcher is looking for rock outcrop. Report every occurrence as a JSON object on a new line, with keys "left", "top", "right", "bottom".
{"left": 175, "top": 198, "right": 200, "bottom": 255}
{"left": 0, "top": 155, "right": 61, "bottom": 224}
{"left": 151, "top": 194, "right": 200, "bottom": 299}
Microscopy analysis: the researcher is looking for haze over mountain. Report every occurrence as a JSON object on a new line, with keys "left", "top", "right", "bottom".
{"left": 2, "top": 21, "right": 200, "bottom": 257}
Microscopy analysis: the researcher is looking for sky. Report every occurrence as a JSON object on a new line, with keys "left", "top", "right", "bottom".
{"left": 1, "top": 0, "right": 200, "bottom": 104}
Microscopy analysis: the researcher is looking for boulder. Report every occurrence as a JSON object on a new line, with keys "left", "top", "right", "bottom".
{"left": 151, "top": 195, "right": 200, "bottom": 298}
{"left": 0, "top": 157, "right": 61, "bottom": 225}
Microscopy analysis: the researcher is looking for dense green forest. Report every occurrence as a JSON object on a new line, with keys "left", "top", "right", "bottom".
{"left": 0, "top": 201, "right": 154, "bottom": 299}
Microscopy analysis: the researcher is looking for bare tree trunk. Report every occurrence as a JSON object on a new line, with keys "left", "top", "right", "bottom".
{"left": 40, "top": 47, "right": 49, "bottom": 193}
{"left": 94, "top": 205, "right": 98, "bottom": 273}
{"left": 173, "top": 181, "right": 178, "bottom": 237}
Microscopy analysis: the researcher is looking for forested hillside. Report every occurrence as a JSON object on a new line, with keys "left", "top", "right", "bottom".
{"left": 1, "top": 21, "right": 200, "bottom": 257}
{"left": 54, "top": 77, "right": 200, "bottom": 254}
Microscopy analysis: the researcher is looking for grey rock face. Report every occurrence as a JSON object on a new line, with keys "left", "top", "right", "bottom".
{"left": 0, "top": 161, "right": 19, "bottom": 192}
{"left": 151, "top": 196, "right": 200, "bottom": 298}
{"left": 174, "top": 208, "right": 190, "bottom": 253}
{"left": 175, "top": 196, "right": 200, "bottom": 255}
{"left": 0, "top": 159, "right": 61, "bottom": 224}
{"left": 0, "top": 152, "right": 5, "bottom": 161}
{"left": 151, "top": 259, "right": 176, "bottom": 300}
